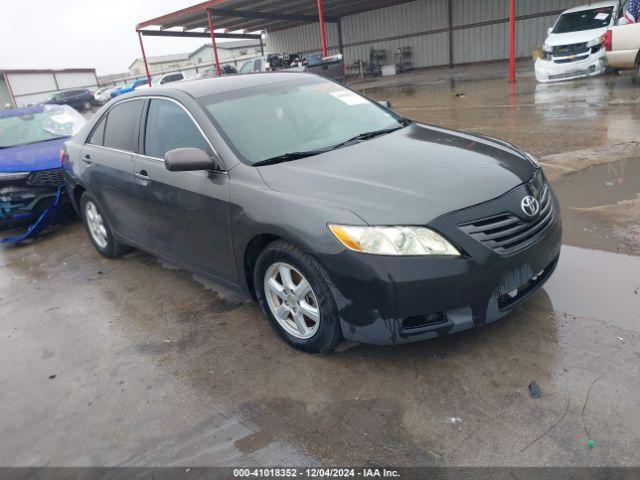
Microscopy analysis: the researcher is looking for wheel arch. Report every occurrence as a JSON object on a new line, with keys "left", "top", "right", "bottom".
{"left": 243, "top": 233, "right": 282, "bottom": 300}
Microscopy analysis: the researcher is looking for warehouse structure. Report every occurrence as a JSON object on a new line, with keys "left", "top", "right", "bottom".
{"left": 0, "top": 68, "right": 98, "bottom": 108}
{"left": 128, "top": 40, "right": 262, "bottom": 76}
{"left": 136, "top": 0, "right": 589, "bottom": 83}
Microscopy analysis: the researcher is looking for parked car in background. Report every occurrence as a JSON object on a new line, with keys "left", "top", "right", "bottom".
{"left": 93, "top": 87, "right": 116, "bottom": 105}
{"left": 605, "top": 21, "right": 640, "bottom": 81}
{"left": 136, "top": 71, "right": 186, "bottom": 90}
{"left": 43, "top": 88, "right": 96, "bottom": 111}
{"left": 196, "top": 65, "right": 238, "bottom": 79}
{"left": 288, "top": 53, "right": 345, "bottom": 82}
{"left": 238, "top": 56, "right": 269, "bottom": 74}
{"left": 110, "top": 78, "right": 148, "bottom": 98}
{"left": 535, "top": 1, "right": 620, "bottom": 82}
{"left": 63, "top": 73, "right": 561, "bottom": 353}
{"left": 0, "top": 105, "right": 85, "bottom": 242}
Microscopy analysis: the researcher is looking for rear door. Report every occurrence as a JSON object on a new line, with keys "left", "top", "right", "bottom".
{"left": 81, "top": 98, "right": 147, "bottom": 243}
{"left": 132, "top": 97, "right": 235, "bottom": 282}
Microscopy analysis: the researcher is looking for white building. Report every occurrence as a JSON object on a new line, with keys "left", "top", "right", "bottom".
{"left": 0, "top": 68, "right": 98, "bottom": 108}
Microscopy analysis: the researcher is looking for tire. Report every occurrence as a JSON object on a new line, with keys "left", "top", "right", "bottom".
{"left": 632, "top": 54, "right": 640, "bottom": 85}
{"left": 80, "top": 192, "right": 127, "bottom": 258}
{"left": 254, "top": 240, "right": 342, "bottom": 354}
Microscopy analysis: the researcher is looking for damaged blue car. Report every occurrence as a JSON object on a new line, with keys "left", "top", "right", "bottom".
{"left": 0, "top": 104, "right": 85, "bottom": 242}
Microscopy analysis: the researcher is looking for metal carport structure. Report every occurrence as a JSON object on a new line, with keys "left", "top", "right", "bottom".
{"left": 136, "top": 0, "right": 517, "bottom": 84}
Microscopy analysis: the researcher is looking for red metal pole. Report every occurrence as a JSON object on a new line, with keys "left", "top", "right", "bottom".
{"left": 509, "top": 0, "right": 516, "bottom": 83}
{"left": 316, "top": 0, "right": 328, "bottom": 57}
{"left": 207, "top": 9, "right": 222, "bottom": 77}
{"left": 137, "top": 31, "right": 152, "bottom": 86}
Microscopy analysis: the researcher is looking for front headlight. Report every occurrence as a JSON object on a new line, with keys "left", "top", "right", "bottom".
{"left": 587, "top": 36, "right": 604, "bottom": 48}
{"left": 328, "top": 225, "right": 460, "bottom": 256}
{"left": 542, "top": 43, "right": 553, "bottom": 53}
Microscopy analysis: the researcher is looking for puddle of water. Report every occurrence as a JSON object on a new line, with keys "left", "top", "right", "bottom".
{"left": 364, "top": 75, "right": 640, "bottom": 156}
{"left": 532, "top": 245, "right": 640, "bottom": 333}
{"left": 553, "top": 157, "right": 640, "bottom": 209}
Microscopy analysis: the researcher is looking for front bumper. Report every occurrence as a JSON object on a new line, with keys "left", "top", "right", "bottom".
{"left": 319, "top": 180, "right": 562, "bottom": 345}
{"left": 535, "top": 47, "right": 607, "bottom": 83}
{"left": 0, "top": 169, "right": 68, "bottom": 242}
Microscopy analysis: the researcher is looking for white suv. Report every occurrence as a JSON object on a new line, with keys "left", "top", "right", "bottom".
{"left": 136, "top": 72, "right": 185, "bottom": 89}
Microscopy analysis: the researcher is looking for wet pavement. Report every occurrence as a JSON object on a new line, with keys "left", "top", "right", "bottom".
{"left": 1, "top": 63, "right": 640, "bottom": 467}
{"left": 359, "top": 62, "right": 640, "bottom": 157}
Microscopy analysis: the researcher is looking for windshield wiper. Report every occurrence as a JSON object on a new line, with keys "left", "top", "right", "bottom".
{"left": 252, "top": 149, "right": 331, "bottom": 167}
{"left": 330, "top": 122, "right": 410, "bottom": 151}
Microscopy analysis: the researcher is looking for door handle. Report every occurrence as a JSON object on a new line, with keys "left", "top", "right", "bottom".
{"left": 134, "top": 170, "right": 151, "bottom": 184}
{"left": 82, "top": 153, "right": 92, "bottom": 163}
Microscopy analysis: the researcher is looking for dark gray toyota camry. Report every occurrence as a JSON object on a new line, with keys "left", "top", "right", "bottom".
{"left": 63, "top": 72, "right": 561, "bottom": 353}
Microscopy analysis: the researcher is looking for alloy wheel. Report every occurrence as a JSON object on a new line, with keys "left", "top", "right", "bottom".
{"left": 264, "top": 262, "right": 320, "bottom": 339}
{"left": 85, "top": 201, "right": 108, "bottom": 249}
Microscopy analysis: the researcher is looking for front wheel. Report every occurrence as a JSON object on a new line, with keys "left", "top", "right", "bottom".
{"left": 254, "top": 241, "right": 342, "bottom": 354}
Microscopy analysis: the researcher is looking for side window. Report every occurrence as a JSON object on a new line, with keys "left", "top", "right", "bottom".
{"left": 239, "top": 61, "right": 253, "bottom": 74}
{"left": 88, "top": 115, "right": 107, "bottom": 146}
{"left": 103, "top": 99, "right": 144, "bottom": 152}
{"left": 161, "top": 73, "right": 182, "bottom": 83}
{"left": 144, "top": 99, "right": 209, "bottom": 159}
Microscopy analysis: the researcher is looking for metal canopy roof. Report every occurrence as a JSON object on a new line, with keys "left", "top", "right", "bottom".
{"left": 137, "top": 0, "right": 417, "bottom": 37}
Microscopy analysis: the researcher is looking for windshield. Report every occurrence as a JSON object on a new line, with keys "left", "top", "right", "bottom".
{"left": 199, "top": 77, "right": 403, "bottom": 164}
{"left": 552, "top": 7, "right": 613, "bottom": 33}
{"left": 0, "top": 105, "right": 86, "bottom": 148}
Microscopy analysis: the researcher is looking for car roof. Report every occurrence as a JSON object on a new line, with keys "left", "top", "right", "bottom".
{"left": 126, "top": 72, "right": 317, "bottom": 100}
{"left": 562, "top": 1, "right": 619, "bottom": 14}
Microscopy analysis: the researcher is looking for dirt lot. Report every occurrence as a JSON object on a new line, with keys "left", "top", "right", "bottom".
{"left": 1, "top": 63, "right": 639, "bottom": 467}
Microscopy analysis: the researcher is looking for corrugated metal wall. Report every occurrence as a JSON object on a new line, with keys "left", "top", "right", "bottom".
{"left": 266, "top": 0, "right": 588, "bottom": 69}
{"left": 0, "top": 76, "right": 13, "bottom": 108}
{"left": 4, "top": 70, "right": 98, "bottom": 107}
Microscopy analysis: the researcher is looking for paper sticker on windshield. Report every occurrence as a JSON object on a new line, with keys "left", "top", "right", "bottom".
{"left": 330, "top": 90, "right": 368, "bottom": 106}
{"left": 594, "top": 12, "right": 609, "bottom": 20}
{"left": 50, "top": 113, "right": 75, "bottom": 124}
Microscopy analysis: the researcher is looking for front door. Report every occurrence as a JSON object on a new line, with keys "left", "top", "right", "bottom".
{"left": 133, "top": 98, "right": 236, "bottom": 283}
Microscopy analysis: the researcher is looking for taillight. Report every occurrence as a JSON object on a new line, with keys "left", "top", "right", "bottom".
{"left": 604, "top": 30, "right": 612, "bottom": 51}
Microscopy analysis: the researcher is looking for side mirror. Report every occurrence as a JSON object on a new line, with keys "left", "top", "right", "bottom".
{"left": 378, "top": 100, "right": 393, "bottom": 109}
{"left": 165, "top": 148, "right": 217, "bottom": 172}
{"left": 547, "top": 27, "right": 553, "bottom": 35}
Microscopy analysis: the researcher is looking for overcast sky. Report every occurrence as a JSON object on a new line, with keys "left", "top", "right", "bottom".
{"left": 1, "top": 0, "right": 234, "bottom": 75}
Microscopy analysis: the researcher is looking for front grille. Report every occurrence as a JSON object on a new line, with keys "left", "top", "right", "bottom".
{"left": 458, "top": 185, "right": 555, "bottom": 255}
{"left": 554, "top": 54, "right": 589, "bottom": 64}
{"left": 26, "top": 169, "right": 64, "bottom": 187}
{"left": 552, "top": 43, "right": 589, "bottom": 57}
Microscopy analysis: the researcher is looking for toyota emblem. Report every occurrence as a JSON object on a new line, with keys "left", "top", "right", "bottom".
{"left": 521, "top": 196, "right": 540, "bottom": 217}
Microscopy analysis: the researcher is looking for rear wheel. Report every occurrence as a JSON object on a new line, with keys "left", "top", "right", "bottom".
{"left": 254, "top": 241, "right": 342, "bottom": 353}
{"left": 80, "top": 192, "right": 127, "bottom": 258}
{"left": 632, "top": 53, "right": 640, "bottom": 84}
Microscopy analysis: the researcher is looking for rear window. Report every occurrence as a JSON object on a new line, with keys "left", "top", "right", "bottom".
{"left": 88, "top": 115, "right": 106, "bottom": 146}
{"left": 103, "top": 99, "right": 144, "bottom": 152}
{"left": 553, "top": 7, "right": 613, "bottom": 33}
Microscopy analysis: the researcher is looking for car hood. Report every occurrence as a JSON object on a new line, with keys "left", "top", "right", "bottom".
{"left": 257, "top": 123, "right": 536, "bottom": 225}
{"left": 545, "top": 28, "right": 607, "bottom": 47}
{"left": 0, "top": 138, "right": 66, "bottom": 173}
